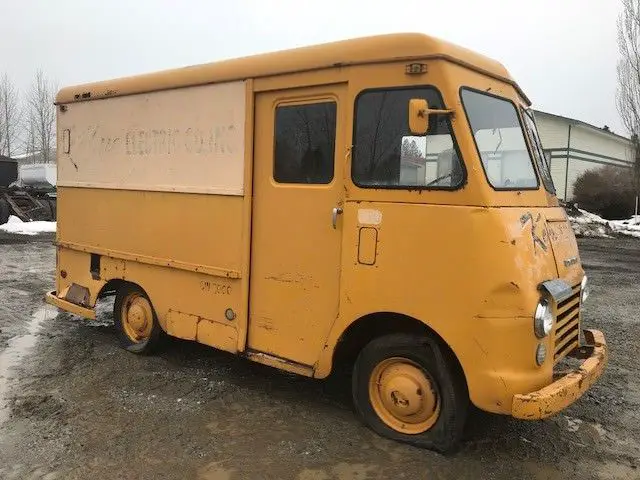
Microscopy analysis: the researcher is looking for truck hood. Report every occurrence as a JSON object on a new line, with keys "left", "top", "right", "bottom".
{"left": 507, "top": 207, "right": 584, "bottom": 290}
{"left": 544, "top": 209, "right": 584, "bottom": 286}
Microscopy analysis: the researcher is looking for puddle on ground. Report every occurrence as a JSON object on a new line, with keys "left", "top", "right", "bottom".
{"left": 198, "top": 462, "right": 235, "bottom": 480}
{"left": 0, "top": 304, "right": 58, "bottom": 425}
{"left": 563, "top": 415, "right": 608, "bottom": 441}
{"left": 87, "top": 299, "right": 114, "bottom": 327}
{"left": 595, "top": 460, "right": 639, "bottom": 480}
{"left": 522, "top": 461, "right": 566, "bottom": 480}
{"left": 331, "top": 463, "right": 377, "bottom": 480}
{"left": 298, "top": 469, "right": 330, "bottom": 480}
{"left": 84, "top": 317, "right": 114, "bottom": 328}
{"left": 563, "top": 415, "right": 640, "bottom": 460}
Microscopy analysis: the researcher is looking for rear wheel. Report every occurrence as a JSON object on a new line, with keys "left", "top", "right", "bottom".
{"left": 352, "top": 333, "right": 468, "bottom": 453}
{"left": 0, "top": 199, "right": 9, "bottom": 225}
{"left": 114, "top": 284, "right": 164, "bottom": 354}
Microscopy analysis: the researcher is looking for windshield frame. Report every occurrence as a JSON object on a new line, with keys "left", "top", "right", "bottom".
{"left": 521, "top": 107, "right": 556, "bottom": 194}
{"left": 459, "top": 86, "right": 540, "bottom": 192}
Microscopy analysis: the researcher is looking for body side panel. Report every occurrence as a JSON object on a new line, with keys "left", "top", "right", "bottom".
{"left": 316, "top": 203, "right": 568, "bottom": 414}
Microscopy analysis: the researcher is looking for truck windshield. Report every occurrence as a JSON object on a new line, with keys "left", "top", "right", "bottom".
{"left": 461, "top": 88, "right": 538, "bottom": 190}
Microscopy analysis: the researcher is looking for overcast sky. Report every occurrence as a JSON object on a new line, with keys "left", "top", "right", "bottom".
{"left": 0, "top": 0, "right": 625, "bottom": 135}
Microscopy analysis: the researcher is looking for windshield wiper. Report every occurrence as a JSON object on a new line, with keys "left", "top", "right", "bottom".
{"left": 424, "top": 172, "right": 452, "bottom": 187}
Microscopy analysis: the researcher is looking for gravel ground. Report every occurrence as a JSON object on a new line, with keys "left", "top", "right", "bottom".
{"left": 0, "top": 232, "right": 638, "bottom": 480}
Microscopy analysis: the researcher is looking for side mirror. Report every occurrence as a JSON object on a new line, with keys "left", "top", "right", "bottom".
{"left": 408, "top": 99, "right": 455, "bottom": 135}
{"left": 409, "top": 98, "right": 429, "bottom": 135}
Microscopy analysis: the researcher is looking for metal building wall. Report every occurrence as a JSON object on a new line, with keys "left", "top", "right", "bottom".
{"left": 534, "top": 111, "right": 633, "bottom": 200}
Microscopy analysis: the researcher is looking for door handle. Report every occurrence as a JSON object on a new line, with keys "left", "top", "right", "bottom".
{"left": 332, "top": 207, "right": 343, "bottom": 229}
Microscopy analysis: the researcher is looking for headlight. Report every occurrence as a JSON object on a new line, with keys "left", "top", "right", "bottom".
{"left": 534, "top": 300, "right": 554, "bottom": 338}
{"left": 581, "top": 275, "right": 590, "bottom": 303}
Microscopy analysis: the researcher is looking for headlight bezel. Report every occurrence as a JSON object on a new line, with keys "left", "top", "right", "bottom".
{"left": 534, "top": 300, "right": 554, "bottom": 339}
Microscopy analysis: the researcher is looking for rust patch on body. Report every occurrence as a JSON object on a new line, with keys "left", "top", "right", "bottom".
{"left": 265, "top": 275, "right": 295, "bottom": 284}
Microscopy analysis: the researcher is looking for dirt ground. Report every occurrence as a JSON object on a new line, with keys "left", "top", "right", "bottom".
{"left": 0, "top": 232, "right": 638, "bottom": 480}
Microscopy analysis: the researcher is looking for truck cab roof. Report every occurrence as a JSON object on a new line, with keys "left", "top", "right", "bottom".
{"left": 56, "top": 32, "right": 527, "bottom": 105}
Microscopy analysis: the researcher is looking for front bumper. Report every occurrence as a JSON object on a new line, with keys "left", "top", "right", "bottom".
{"left": 511, "top": 329, "right": 607, "bottom": 419}
{"left": 45, "top": 290, "right": 96, "bottom": 320}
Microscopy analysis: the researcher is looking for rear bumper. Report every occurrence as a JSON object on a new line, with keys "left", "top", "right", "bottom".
{"left": 511, "top": 329, "right": 607, "bottom": 419}
{"left": 45, "top": 290, "right": 96, "bottom": 320}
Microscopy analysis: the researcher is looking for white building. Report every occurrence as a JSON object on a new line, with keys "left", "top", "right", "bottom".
{"left": 534, "top": 110, "right": 634, "bottom": 200}
{"left": 400, "top": 110, "right": 633, "bottom": 198}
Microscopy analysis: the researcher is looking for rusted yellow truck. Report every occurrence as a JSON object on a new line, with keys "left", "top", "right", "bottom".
{"left": 46, "top": 32, "right": 607, "bottom": 452}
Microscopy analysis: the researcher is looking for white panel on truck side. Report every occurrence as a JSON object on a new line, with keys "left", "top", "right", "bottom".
{"left": 57, "top": 81, "right": 246, "bottom": 195}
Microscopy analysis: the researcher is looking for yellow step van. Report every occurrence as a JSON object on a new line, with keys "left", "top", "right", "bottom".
{"left": 46, "top": 33, "right": 607, "bottom": 452}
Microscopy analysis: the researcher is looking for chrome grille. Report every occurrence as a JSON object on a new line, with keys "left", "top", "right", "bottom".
{"left": 553, "top": 284, "right": 581, "bottom": 363}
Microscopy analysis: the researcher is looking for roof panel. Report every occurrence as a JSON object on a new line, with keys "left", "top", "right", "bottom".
{"left": 56, "top": 32, "right": 516, "bottom": 104}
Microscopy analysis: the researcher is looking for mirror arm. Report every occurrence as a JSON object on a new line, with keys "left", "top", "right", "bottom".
{"left": 422, "top": 108, "right": 455, "bottom": 117}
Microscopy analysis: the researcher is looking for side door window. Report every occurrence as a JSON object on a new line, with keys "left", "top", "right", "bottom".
{"left": 273, "top": 102, "right": 337, "bottom": 184}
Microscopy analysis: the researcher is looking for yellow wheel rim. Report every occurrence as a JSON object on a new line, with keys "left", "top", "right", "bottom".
{"left": 368, "top": 357, "right": 441, "bottom": 434}
{"left": 121, "top": 292, "right": 153, "bottom": 343}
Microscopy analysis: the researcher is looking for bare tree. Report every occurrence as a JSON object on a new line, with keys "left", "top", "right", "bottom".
{"left": 25, "top": 70, "right": 57, "bottom": 163}
{"left": 617, "top": 0, "right": 640, "bottom": 196}
{"left": 0, "top": 74, "right": 21, "bottom": 157}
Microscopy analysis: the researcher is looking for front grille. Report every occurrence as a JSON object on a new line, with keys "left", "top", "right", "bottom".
{"left": 553, "top": 284, "right": 581, "bottom": 363}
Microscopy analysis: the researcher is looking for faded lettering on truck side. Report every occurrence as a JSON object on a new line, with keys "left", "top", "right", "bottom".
{"left": 121, "top": 126, "right": 237, "bottom": 157}
{"left": 57, "top": 80, "right": 246, "bottom": 196}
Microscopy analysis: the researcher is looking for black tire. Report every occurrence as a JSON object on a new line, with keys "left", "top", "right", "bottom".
{"left": 36, "top": 198, "right": 53, "bottom": 220}
{"left": 47, "top": 198, "right": 57, "bottom": 221}
{"left": 352, "top": 333, "right": 468, "bottom": 453}
{"left": 0, "top": 198, "right": 9, "bottom": 225}
{"left": 113, "top": 283, "right": 164, "bottom": 354}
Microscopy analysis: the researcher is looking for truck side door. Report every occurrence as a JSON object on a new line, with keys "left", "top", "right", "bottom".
{"left": 248, "top": 84, "right": 346, "bottom": 366}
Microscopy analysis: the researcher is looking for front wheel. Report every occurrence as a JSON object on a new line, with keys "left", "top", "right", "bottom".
{"left": 114, "top": 284, "right": 164, "bottom": 354}
{"left": 352, "top": 333, "right": 468, "bottom": 453}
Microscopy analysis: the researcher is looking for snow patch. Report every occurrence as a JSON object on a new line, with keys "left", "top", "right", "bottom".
{"left": 0, "top": 215, "right": 56, "bottom": 235}
{"left": 565, "top": 204, "right": 640, "bottom": 239}
{"left": 610, "top": 218, "right": 640, "bottom": 238}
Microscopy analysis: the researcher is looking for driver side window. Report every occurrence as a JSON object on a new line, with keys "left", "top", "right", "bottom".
{"left": 352, "top": 87, "right": 465, "bottom": 189}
